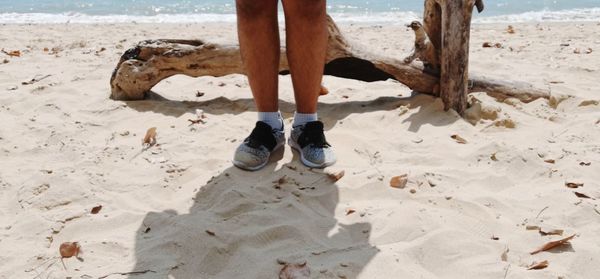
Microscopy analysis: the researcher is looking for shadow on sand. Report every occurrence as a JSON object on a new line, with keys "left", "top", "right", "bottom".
{"left": 129, "top": 153, "right": 379, "bottom": 278}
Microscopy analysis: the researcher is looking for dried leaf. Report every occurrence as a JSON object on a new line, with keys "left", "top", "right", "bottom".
{"left": 59, "top": 242, "right": 81, "bottom": 258}
{"left": 319, "top": 85, "right": 329, "bottom": 96}
{"left": 328, "top": 170, "right": 345, "bottom": 182}
{"left": 530, "top": 234, "right": 576, "bottom": 255}
{"left": 539, "top": 228, "right": 564, "bottom": 236}
{"left": 205, "top": 230, "right": 216, "bottom": 236}
{"left": 544, "top": 159, "right": 555, "bottom": 164}
{"left": 279, "top": 262, "right": 310, "bottom": 279}
{"left": 1, "top": 49, "right": 21, "bottom": 57}
{"left": 565, "top": 182, "right": 584, "bottom": 189}
{"left": 574, "top": 192, "right": 593, "bottom": 199}
{"left": 143, "top": 127, "right": 157, "bottom": 146}
{"left": 483, "top": 42, "right": 493, "bottom": 48}
{"left": 585, "top": 48, "right": 593, "bottom": 54}
{"left": 579, "top": 162, "right": 591, "bottom": 166}
{"left": 390, "top": 175, "right": 408, "bottom": 189}
{"left": 91, "top": 205, "right": 102, "bottom": 214}
{"left": 196, "top": 91, "right": 205, "bottom": 97}
{"left": 507, "top": 25, "right": 516, "bottom": 34}
{"left": 451, "top": 135, "right": 468, "bottom": 144}
{"left": 490, "top": 153, "right": 498, "bottom": 161}
{"left": 346, "top": 209, "right": 356, "bottom": 216}
{"left": 527, "top": 260, "right": 549, "bottom": 270}
{"left": 526, "top": 225, "right": 541, "bottom": 231}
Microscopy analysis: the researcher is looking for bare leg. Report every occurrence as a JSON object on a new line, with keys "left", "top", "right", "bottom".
{"left": 236, "top": 0, "right": 280, "bottom": 112}
{"left": 282, "top": 0, "right": 328, "bottom": 114}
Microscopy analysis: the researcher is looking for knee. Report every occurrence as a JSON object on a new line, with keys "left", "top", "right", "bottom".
{"left": 285, "top": 0, "right": 326, "bottom": 19}
{"left": 236, "top": 0, "right": 275, "bottom": 18}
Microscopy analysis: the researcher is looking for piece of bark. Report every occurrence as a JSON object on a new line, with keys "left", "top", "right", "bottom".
{"left": 110, "top": 11, "right": 549, "bottom": 111}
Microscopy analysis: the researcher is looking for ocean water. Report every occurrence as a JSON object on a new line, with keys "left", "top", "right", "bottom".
{"left": 1, "top": 0, "right": 600, "bottom": 23}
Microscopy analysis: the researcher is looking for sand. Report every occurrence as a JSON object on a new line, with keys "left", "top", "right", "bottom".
{"left": 0, "top": 21, "right": 599, "bottom": 278}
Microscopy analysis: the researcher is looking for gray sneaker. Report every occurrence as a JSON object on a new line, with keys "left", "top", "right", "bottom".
{"left": 289, "top": 121, "right": 336, "bottom": 168}
{"left": 233, "top": 121, "right": 285, "bottom": 171}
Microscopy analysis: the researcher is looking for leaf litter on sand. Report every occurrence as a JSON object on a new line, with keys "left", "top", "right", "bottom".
{"left": 143, "top": 127, "right": 157, "bottom": 147}
{"left": 527, "top": 260, "right": 549, "bottom": 270}
{"left": 91, "top": 205, "right": 102, "bottom": 214}
{"left": 327, "top": 170, "right": 345, "bottom": 182}
{"left": 60, "top": 242, "right": 81, "bottom": 258}
{"left": 451, "top": 134, "right": 468, "bottom": 144}
{"left": 574, "top": 192, "right": 593, "bottom": 199}
{"left": 390, "top": 174, "right": 408, "bottom": 189}
{"left": 566, "top": 182, "right": 584, "bottom": 189}
{"left": 1, "top": 49, "right": 21, "bottom": 57}
{"left": 279, "top": 262, "right": 310, "bottom": 279}
{"left": 530, "top": 234, "right": 576, "bottom": 255}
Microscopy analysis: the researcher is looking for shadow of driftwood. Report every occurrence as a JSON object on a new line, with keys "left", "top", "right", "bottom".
{"left": 128, "top": 161, "right": 379, "bottom": 278}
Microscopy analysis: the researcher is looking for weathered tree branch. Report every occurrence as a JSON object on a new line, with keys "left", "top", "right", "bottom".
{"left": 110, "top": 13, "right": 549, "bottom": 108}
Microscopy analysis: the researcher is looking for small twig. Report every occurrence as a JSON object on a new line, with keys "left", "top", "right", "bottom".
{"left": 503, "top": 264, "right": 511, "bottom": 279}
{"left": 594, "top": 207, "right": 600, "bottom": 216}
{"left": 98, "top": 270, "right": 156, "bottom": 279}
{"left": 188, "top": 119, "right": 206, "bottom": 125}
{"left": 22, "top": 74, "right": 52, "bottom": 85}
{"left": 535, "top": 206, "right": 549, "bottom": 219}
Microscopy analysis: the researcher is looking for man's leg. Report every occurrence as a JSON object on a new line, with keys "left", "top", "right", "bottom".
{"left": 283, "top": 0, "right": 336, "bottom": 168}
{"left": 236, "top": 0, "right": 280, "bottom": 114}
{"left": 233, "top": 0, "right": 285, "bottom": 171}
{"left": 282, "top": 0, "right": 327, "bottom": 114}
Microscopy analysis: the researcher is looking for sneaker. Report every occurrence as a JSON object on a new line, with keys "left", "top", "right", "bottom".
{"left": 289, "top": 121, "right": 336, "bottom": 168}
{"left": 233, "top": 121, "right": 285, "bottom": 171}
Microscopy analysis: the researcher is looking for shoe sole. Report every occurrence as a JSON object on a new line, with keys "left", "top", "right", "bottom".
{"left": 232, "top": 141, "right": 285, "bottom": 171}
{"left": 288, "top": 138, "right": 336, "bottom": 169}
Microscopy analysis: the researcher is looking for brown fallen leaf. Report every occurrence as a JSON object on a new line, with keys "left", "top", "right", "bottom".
{"left": 574, "top": 192, "right": 593, "bottom": 199}
{"left": 59, "top": 242, "right": 81, "bottom": 258}
{"left": 328, "top": 170, "right": 345, "bottom": 182}
{"left": 539, "top": 228, "right": 564, "bottom": 236}
{"left": 451, "top": 134, "right": 468, "bottom": 144}
{"left": 143, "top": 127, "right": 157, "bottom": 146}
{"left": 279, "top": 262, "right": 310, "bottom": 279}
{"left": 346, "top": 209, "right": 356, "bottom": 216}
{"left": 91, "top": 205, "right": 103, "bottom": 214}
{"left": 565, "top": 182, "right": 584, "bottom": 189}
{"left": 530, "top": 234, "right": 576, "bottom": 255}
{"left": 544, "top": 159, "right": 555, "bottom": 164}
{"left": 527, "top": 260, "right": 549, "bottom": 270}
{"left": 205, "top": 230, "right": 216, "bottom": 236}
{"left": 507, "top": 25, "right": 516, "bottom": 34}
{"left": 483, "top": 42, "right": 493, "bottom": 48}
{"left": 585, "top": 48, "right": 593, "bottom": 54}
{"left": 1, "top": 49, "right": 21, "bottom": 57}
{"left": 490, "top": 153, "right": 499, "bottom": 161}
{"left": 579, "top": 162, "right": 591, "bottom": 166}
{"left": 390, "top": 174, "right": 408, "bottom": 189}
{"left": 319, "top": 85, "right": 329, "bottom": 96}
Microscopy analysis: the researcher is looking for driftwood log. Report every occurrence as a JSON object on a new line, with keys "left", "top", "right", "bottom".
{"left": 110, "top": 6, "right": 549, "bottom": 115}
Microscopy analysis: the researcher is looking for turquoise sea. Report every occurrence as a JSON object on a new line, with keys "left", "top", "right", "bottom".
{"left": 1, "top": 0, "right": 600, "bottom": 23}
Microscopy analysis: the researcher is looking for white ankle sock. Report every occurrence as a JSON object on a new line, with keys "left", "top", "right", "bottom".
{"left": 293, "top": 112, "right": 318, "bottom": 127}
{"left": 258, "top": 111, "right": 283, "bottom": 130}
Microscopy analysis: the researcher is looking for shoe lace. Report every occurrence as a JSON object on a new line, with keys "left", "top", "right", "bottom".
{"left": 246, "top": 122, "right": 277, "bottom": 150}
{"left": 299, "top": 122, "right": 331, "bottom": 148}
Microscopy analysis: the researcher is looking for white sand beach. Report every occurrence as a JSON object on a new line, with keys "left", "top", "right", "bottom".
{"left": 1, "top": 21, "right": 599, "bottom": 278}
